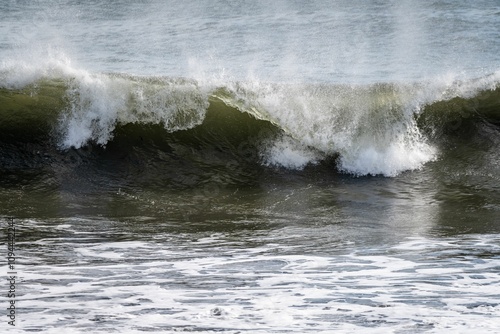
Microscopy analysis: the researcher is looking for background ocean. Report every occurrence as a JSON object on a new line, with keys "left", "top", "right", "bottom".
{"left": 1, "top": 0, "right": 500, "bottom": 333}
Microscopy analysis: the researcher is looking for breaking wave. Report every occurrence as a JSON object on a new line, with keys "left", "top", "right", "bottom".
{"left": 1, "top": 58, "right": 499, "bottom": 177}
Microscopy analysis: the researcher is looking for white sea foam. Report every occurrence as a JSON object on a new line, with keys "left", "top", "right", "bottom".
{"left": 11, "top": 220, "right": 500, "bottom": 333}
{"left": 1, "top": 51, "right": 211, "bottom": 149}
{"left": 261, "top": 134, "right": 323, "bottom": 170}
{"left": 59, "top": 72, "right": 211, "bottom": 148}
{"left": 228, "top": 80, "right": 440, "bottom": 176}
{"left": 1, "top": 51, "right": 499, "bottom": 175}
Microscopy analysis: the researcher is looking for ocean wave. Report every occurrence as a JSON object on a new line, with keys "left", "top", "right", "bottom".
{"left": 1, "top": 60, "right": 499, "bottom": 177}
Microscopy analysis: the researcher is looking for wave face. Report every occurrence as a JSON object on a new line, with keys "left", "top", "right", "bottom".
{"left": 1, "top": 59, "right": 500, "bottom": 178}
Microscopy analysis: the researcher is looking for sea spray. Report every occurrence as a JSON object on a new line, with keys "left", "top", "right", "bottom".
{"left": 1, "top": 56, "right": 500, "bottom": 176}
{"left": 59, "top": 74, "right": 211, "bottom": 148}
{"left": 225, "top": 80, "right": 437, "bottom": 176}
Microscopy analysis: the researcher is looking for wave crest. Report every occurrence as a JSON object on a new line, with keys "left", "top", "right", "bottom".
{"left": 1, "top": 60, "right": 499, "bottom": 176}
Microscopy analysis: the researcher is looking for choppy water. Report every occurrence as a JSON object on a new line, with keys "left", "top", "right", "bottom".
{"left": 13, "top": 218, "right": 500, "bottom": 333}
{"left": 1, "top": 0, "right": 500, "bottom": 333}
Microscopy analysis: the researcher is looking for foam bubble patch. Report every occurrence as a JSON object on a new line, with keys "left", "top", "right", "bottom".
{"left": 262, "top": 135, "right": 322, "bottom": 170}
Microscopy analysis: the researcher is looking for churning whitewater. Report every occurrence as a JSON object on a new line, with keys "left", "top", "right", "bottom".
{"left": 2, "top": 56, "right": 499, "bottom": 176}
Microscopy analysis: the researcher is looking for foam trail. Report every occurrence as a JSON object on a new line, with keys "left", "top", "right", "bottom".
{"left": 16, "top": 223, "right": 500, "bottom": 333}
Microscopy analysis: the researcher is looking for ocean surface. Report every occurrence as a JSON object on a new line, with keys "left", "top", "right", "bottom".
{"left": 1, "top": 0, "right": 500, "bottom": 333}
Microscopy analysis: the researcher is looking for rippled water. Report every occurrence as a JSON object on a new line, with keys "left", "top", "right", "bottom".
{"left": 9, "top": 217, "right": 500, "bottom": 333}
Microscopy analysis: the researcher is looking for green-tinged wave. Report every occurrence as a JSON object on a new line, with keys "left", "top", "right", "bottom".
{"left": 0, "top": 73, "right": 499, "bottom": 177}
{"left": 0, "top": 80, "right": 66, "bottom": 140}
{"left": 418, "top": 87, "right": 500, "bottom": 135}
{"left": 1, "top": 76, "right": 499, "bottom": 139}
